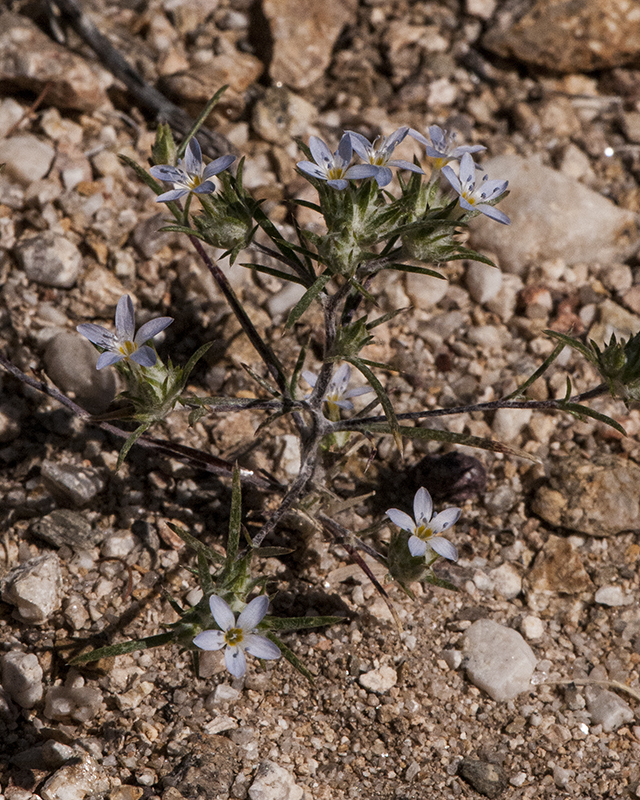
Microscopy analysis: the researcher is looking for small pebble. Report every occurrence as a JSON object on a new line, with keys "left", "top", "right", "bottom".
{"left": 41, "top": 460, "right": 106, "bottom": 507}
{"left": 44, "top": 683, "right": 103, "bottom": 723}
{"left": 1, "top": 651, "right": 43, "bottom": 708}
{"left": 492, "top": 407, "right": 532, "bottom": 440}
{"left": 0, "top": 134, "right": 55, "bottom": 184}
{"left": 594, "top": 585, "right": 633, "bottom": 607}
{"left": 520, "top": 615, "right": 544, "bottom": 640}
{"left": 586, "top": 686, "right": 634, "bottom": 732}
{"left": 489, "top": 563, "right": 522, "bottom": 599}
{"left": 2, "top": 554, "right": 63, "bottom": 624}
{"left": 248, "top": 760, "right": 304, "bottom": 800}
{"left": 459, "top": 758, "right": 507, "bottom": 799}
{"left": 462, "top": 619, "right": 537, "bottom": 701}
{"left": 359, "top": 665, "right": 397, "bottom": 693}
{"left": 466, "top": 261, "right": 503, "bottom": 304}
{"left": 40, "top": 754, "right": 109, "bottom": 800}
{"left": 15, "top": 232, "right": 83, "bottom": 288}
{"left": 31, "top": 509, "right": 100, "bottom": 550}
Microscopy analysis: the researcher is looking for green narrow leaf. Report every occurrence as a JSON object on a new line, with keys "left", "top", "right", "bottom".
{"left": 226, "top": 464, "right": 242, "bottom": 563}
{"left": 176, "top": 86, "right": 229, "bottom": 160}
{"left": 251, "top": 546, "right": 293, "bottom": 557}
{"left": 116, "top": 422, "right": 152, "bottom": 471}
{"left": 545, "top": 330, "right": 598, "bottom": 365}
{"left": 264, "top": 615, "right": 345, "bottom": 631}
{"left": 265, "top": 632, "right": 314, "bottom": 683}
{"left": 119, "top": 154, "right": 164, "bottom": 194}
{"left": 367, "top": 308, "right": 408, "bottom": 330}
{"left": 198, "top": 552, "right": 215, "bottom": 596}
{"left": 241, "top": 263, "right": 309, "bottom": 287}
{"left": 285, "top": 272, "right": 332, "bottom": 329}
{"left": 503, "top": 340, "right": 565, "bottom": 401}
{"left": 181, "top": 342, "right": 213, "bottom": 384}
{"left": 386, "top": 263, "right": 446, "bottom": 280}
{"left": 560, "top": 403, "right": 626, "bottom": 435}
{"left": 346, "top": 358, "right": 401, "bottom": 452}
{"left": 69, "top": 632, "right": 174, "bottom": 664}
{"left": 167, "top": 523, "right": 225, "bottom": 564}
{"left": 240, "top": 363, "right": 280, "bottom": 397}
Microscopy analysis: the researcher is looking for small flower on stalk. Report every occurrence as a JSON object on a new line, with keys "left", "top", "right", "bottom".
{"left": 409, "top": 125, "right": 485, "bottom": 171}
{"left": 297, "top": 135, "right": 378, "bottom": 190}
{"left": 386, "top": 487, "right": 459, "bottom": 561}
{"left": 442, "top": 152, "right": 510, "bottom": 225}
{"left": 346, "top": 127, "right": 424, "bottom": 187}
{"left": 302, "top": 363, "right": 373, "bottom": 414}
{"left": 149, "top": 138, "right": 235, "bottom": 203}
{"left": 193, "top": 595, "right": 281, "bottom": 678}
{"left": 77, "top": 295, "right": 173, "bottom": 370}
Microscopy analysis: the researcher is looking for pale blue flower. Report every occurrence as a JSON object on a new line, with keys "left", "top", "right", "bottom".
{"left": 345, "top": 127, "right": 424, "bottom": 187}
{"left": 442, "top": 152, "right": 510, "bottom": 224}
{"left": 193, "top": 595, "right": 281, "bottom": 678}
{"left": 409, "top": 125, "right": 485, "bottom": 170}
{"left": 149, "top": 138, "right": 235, "bottom": 203}
{"left": 386, "top": 487, "right": 460, "bottom": 561}
{"left": 77, "top": 295, "right": 173, "bottom": 370}
{"left": 302, "top": 363, "right": 373, "bottom": 413}
{"left": 297, "top": 134, "right": 378, "bottom": 190}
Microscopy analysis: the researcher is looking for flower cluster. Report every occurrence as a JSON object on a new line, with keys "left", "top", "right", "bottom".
{"left": 77, "top": 295, "right": 173, "bottom": 370}
{"left": 442, "top": 152, "right": 510, "bottom": 225}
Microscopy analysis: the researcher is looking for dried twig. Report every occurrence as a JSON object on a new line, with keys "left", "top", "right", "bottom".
{"left": 46, "top": 0, "right": 233, "bottom": 158}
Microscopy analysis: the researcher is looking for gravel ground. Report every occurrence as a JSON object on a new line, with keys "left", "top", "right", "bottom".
{"left": 2, "top": 0, "right": 640, "bottom": 798}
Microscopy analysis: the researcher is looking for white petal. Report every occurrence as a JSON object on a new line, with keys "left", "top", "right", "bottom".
{"left": 431, "top": 507, "right": 461, "bottom": 533}
{"left": 408, "top": 535, "right": 427, "bottom": 557}
{"left": 115, "top": 295, "right": 135, "bottom": 341}
{"left": 184, "top": 138, "right": 203, "bottom": 174}
{"left": 334, "top": 399, "right": 354, "bottom": 410}
{"left": 193, "top": 629, "right": 226, "bottom": 651}
{"left": 76, "top": 323, "right": 114, "bottom": 348}
{"left": 374, "top": 166, "right": 393, "bottom": 187}
{"left": 203, "top": 154, "right": 235, "bottom": 179}
{"left": 478, "top": 179, "right": 508, "bottom": 200}
{"left": 388, "top": 159, "right": 423, "bottom": 174}
{"left": 96, "top": 351, "right": 123, "bottom": 370}
{"left": 330, "top": 363, "right": 351, "bottom": 396}
{"left": 309, "top": 136, "right": 333, "bottom": 168}
{"left": 344, "top": 164, "right": 378, "bottom": 180}
{"left": 301, "top": 370, "right": 317, "bottom": 388}
{"left": 156, "top": 187, "right": 189, "bottom": 203}
{"left": 458, "top": 152, "right": 476, "bottom": 187}
{"left": 243, "top": 634, "right": 281, "bottom": 660}
{"left": 193, "top": 180, "right": 216, "bottom": 194}
{"left": 344, "top": 385, "right": 373, "bottom": 398}
{"left": 237, "top": 595, "right": 269, "bottom": 631}
{"left": 346, "top": 131, "right": 372, "bottom": 161}
{"left": 384, "top": 126, "right": 409, "bottom": 151}
{"left": 327, "top": 178, "right": 348, "bottom": 190}
{"left": 225, "top": 645, "right": 247, "bottom": 678}
{"left": 430, "top": 537, "right": 458, "bottom": 562}
{"left": 441, "top": 165, "right": 462, "bottom": 195}
{"left": 337, "top": 133, "right": 353, "bottom": 165}
{"left": 479, "top": 204, "right": 510, "bottom": 225}
{"left": 129, "top": 345, "right": 157, "bottom": 367}
{"left": 135, "top": 316, "right": 174, "bottom": 344}
{"left": 297, "top": 161, "right": 327, "bottom": 180}
{"left": 209, "top": 595, "right": 235, "bottom": 631}
{"left": 413, "top": 487, "right": 433, "bottom": 526}
{"left": 408, "top": 128, "right": 429, "bottom": 147}
{"left": 428, "top": 125, "right": 446, "bottom": 150}
{"left": 385, "top": 508, "right": 416, "bottom": 533}
{"left": 149, "top": 165, "right": 186, "bottom": 183}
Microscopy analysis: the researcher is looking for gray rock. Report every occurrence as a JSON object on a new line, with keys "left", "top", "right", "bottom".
{"left": 462, "top": 619, "right": 537, "bottom": 701}
{"left": 1, "top": 651, "right": 43, "bottom": 708}
{"left": 41, "top": 460, "right": 106, "bottom": 507}
{"left": 459, "top": 758, "right": 507, "bottom": 799}
{"left": 469, "top": 155, "right": 637, "bottom": 275}
{"left": 249, "top": 760, "right": 304, "bottom": 800}
{"left": 13, "top": 740, "right": 76, "bottom": 770}
{"left": 586, "top": 686, "right": 634, "bottom": 732}
{"left": 102, "top": 530, "right": 138, "bottom": 559}
{"left": 252, "top": 86, "right": 318, "bottom": 144}
{"left": 63, "top": 595, "right": 90, "bottom": 631}
{"left": 492, "top": 407, "right": 532, "bottom": 440}
{"left": 30, "top": 509, "right": 101, "bottom": 550}
{"left": 2, "top": 554, "right": 62, "bottom": 624}
{"left": 0, "top": 400, "right": 23, "bottom": 442}
{"left": 40, "top": 754, "right": 109, "bottom": 800}
{"left": 483, "top": 0, "right": 640, "bottom": 73}
{"left": 532, "top": 454, "right": 640, "bottom": 536}
{"left": 594, "top": 585, "right": 633, "bottom": 607}
{"left": 0, "top": 134, "right": 55, "bottom": 185}
{"left": 466, "top": 261, "right": 503, "bottom": 305}
{"left": 15, "top": 232, "right": 83, "bottom": 288}
{"left": 44, "top": 684, "right": 103, "bottom": 723}
{"left": 359, "top": 665, "right": 397, "bottom": 693}
{"left": 44, "top": 331, "right": 117, "bottom": 415}
{"left": 263, "top": 0, "right": 357, "bottom": 89}
{"left": 489, "top": 563, "right": 522, "bottom": 600}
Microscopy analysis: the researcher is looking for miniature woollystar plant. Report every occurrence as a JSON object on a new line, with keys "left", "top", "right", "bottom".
{"left": 1, "top": 86, "right": 628, "bottom": 681}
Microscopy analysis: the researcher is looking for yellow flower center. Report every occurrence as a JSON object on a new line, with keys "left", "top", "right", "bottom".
{"left": 462, "top": 190, "right": 476, "bottom": 205}
{"left": 224, "top": 627, "right": 244, "bottom": 646}
{"left": 373, "top": 154, "right": 386, "bottom": 166}
{"left": 187, "top": 174, "right": 203, "bottom": 190}
{"left": 327, "top": 166, "right": 346, "bottom": 180}
{"left": 118, "top": 340, "right": 137, "bottom": 357}
{"left": 415, "top": 524, "right": 434, "bottom": 542}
